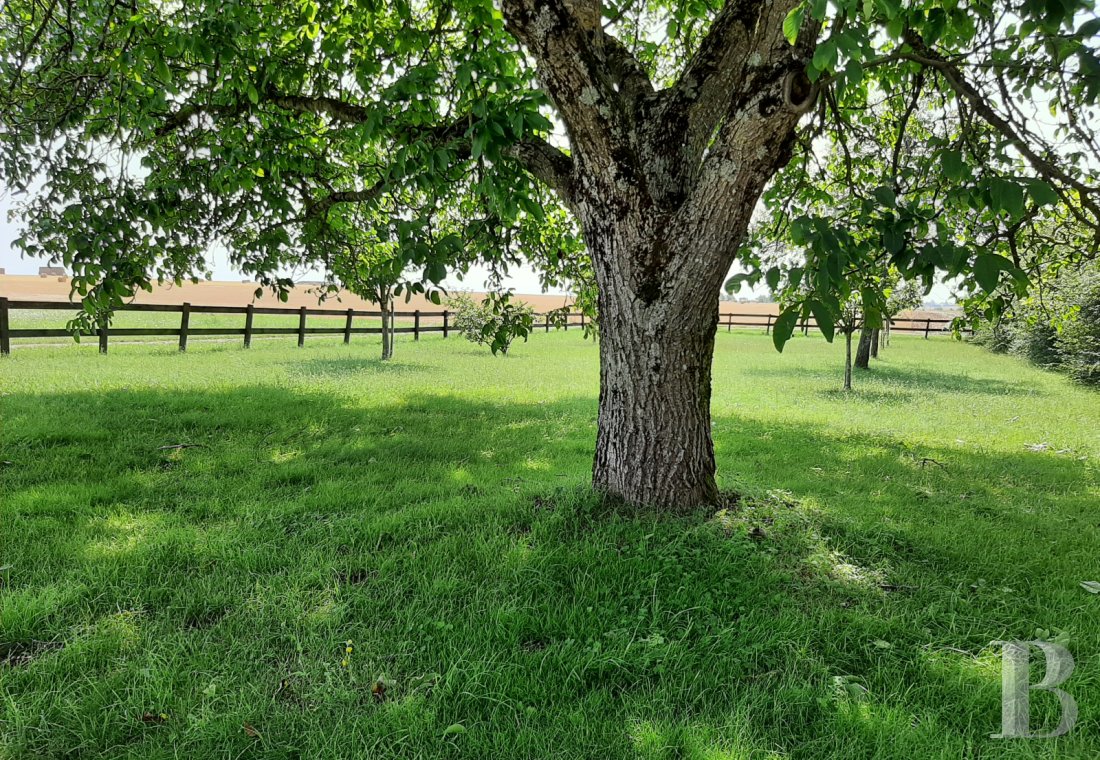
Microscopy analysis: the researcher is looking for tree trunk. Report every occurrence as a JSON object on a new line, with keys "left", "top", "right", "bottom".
{"left": 500, "top": 0, "right": 815, "bottom": 510}
{"left": 844, "top": 330, "right": 854, "bottom": 391}
{"left": 870, "top": 328, "right": 880, "bottom": 359}
{"left": 855, "top": 326, "right": 873, "bottom": 369}
{"left": 587, "top": 221, "right": 729, "bottom": 510}
{"left": 379, "top": 288, "right": 393, "bottom": 361}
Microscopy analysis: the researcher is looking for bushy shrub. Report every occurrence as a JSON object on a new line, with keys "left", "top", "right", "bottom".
{"left": 447, "top": 292, "right": 534, "bottom": 355}
{"left": 1057, "top": 269, "right": 1100, "bottom": 386}
{"left": 975, "top": 262, "right": 1100, "bottom": 387}
{"left": 969, "top": 321, "right": 1014, "bottom": 353}
{"left": 1012, "top": 318, "right": 1061, "bottom": 367}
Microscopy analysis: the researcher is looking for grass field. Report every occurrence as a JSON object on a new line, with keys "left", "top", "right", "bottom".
{"left": 1, "top": 330, "right": 1098, "bottom": 758}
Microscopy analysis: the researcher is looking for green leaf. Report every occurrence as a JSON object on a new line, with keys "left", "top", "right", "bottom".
{"left": 765, "top": 266, "right": 781, "bottom": 292}
{"left": 808, "top": 300, "right": 835, "bottom": 342}
{"left": 988, "top": 178, "right": 1025, "bottom": 217}
{"left": 1025, "top": 179, "right": 1059, "bottom": 207}
{"left": 974, "top": 253, "right": 1008, "bottom": 292}
{"left": 772, "top": 307, "right": 800, "bottom": 353}
{"left": 789, "top": 216, "right": 812, "bottom": 246}
{"left": 783, "top": 6, "right": 805, "bottom": 45}
{"left": 811, "top": 39, "right": 837, "bottom": 73}
{"left": 940, "top": 149, "right": 967, "bottom": 181}
{"left": 872, "top": 186, "right": 896, "bottom": 207}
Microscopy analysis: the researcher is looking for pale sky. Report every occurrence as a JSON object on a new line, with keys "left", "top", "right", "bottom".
{"left": 0, "top": 188, "right": 954, "bottom": 303}
{"left": 0, "top": 190, "right": 564, "bottom": 295}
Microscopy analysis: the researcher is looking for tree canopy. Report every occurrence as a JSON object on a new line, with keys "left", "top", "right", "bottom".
{"left": 1, "top": 0, "right": 1096, "bottom": 326}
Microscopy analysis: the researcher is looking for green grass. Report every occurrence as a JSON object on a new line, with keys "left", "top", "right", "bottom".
{"left": 1, "top": 330, "right": 1098, "bottom": 758}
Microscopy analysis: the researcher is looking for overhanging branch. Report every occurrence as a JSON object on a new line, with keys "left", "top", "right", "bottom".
{"left": 504, "top": 137, "right": 575, "bottom": 205}
{"left": 902, "top": 30, "right": 1100, "bottom": 224}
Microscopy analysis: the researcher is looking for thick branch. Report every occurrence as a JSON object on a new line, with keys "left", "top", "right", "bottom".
{"left": 667, "top": 0, "right": 810, "bottom": 162}
{"left": 500, "top": 0, "right": 630, "bottom": 170}
{"left": 504, "top": 137, "right": 576, "bottom": 205}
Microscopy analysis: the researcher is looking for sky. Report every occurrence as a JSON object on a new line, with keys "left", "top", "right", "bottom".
{"left": 0, "top": 187, "right": 955, "bottom": 303}
{"left": 0, "top": 191, "right": 564, "bottom": 295}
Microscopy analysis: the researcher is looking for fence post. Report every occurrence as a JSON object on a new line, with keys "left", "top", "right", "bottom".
{"left": 178, "top": 302, "right": 190, "bottom": 352}
{"left": 924, "top": 318, "right": 931, "bottom": 339}
{"left": 545, "top": 313, "right": 550, "bottom": 333}
{"left": 727, "top": 314, "right": 732, "bottom": 332}
{"left": 344, "top": 308, "right": 354, "bottom": 344}
{"left": 298, "top": 306, "right": 307, "bottom": 347}
{"left": 98, "top": 316, "right": 108, "bottom": 354}
{"left": 0, "top": 297, "right": 10, "bottom": 356}
{"left": 564, "top": 314, "right": 568, "bottom": 331}
{"left": 802, "top": 317, "right": 809, "bottom": 336}
{"left": 443, "top": 310, "right": 449, "bottom": 338}
{"left": 244, "top": 304, "right": 254, "bottom": 348}
{"left": 580, "top": 312, "right": 585, "bottom": 331}
{"left": 414, "top": 310, "right": 420, "bottom": 341}
{"left": 765, "top": 314, "right": 772, "bottom": 335}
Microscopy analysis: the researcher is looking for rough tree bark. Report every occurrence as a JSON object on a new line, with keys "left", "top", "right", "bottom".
{"left": 502, "top": 0, "right": 817, "bottom": 508}
{"left": 855, "top": 326, "right": 873, "bottom": 369}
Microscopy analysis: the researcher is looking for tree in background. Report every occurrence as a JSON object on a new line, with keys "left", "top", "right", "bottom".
{"left": 880, "top": 278, "right": 924, "bottom": 351}
{"left": 447, "top": 291, "right": 534, "bottom": 355}
{"left": 855, "top": 271, "right": 923, "bottom": 368}
{"left": 3, "top": 0, "right": 1100, "bottom": 508}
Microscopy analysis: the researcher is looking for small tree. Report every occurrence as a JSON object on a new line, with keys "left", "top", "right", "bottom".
{"left": 837, "top": 297, "right": 863, "bottom": 392}
{"left": 447, "top": 292, "right": 534, "bottom": 355}
{"left": 881, "top": 279, "right": 924, "bottom": 351}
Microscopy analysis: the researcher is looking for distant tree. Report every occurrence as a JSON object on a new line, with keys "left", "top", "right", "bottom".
{"left": 837, "top": 296, "right": 863, "bottom": 392}
{"left": 448, "top": 292, "right": 534, "bottom": 355}
{"left": 881, "top": 278, "right": 924, "bottom": 350}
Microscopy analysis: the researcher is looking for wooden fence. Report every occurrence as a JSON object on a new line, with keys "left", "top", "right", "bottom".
{"left": 720, "top": 312, "right": 967, "bottom": 339}
{"left": 0, "top": 298, "right": 589, "bottom": 354}
{"left": 0, "top": 297, "right": 961, "bottom": 354}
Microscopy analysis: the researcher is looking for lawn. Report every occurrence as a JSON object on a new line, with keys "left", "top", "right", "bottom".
{"left": 1, "top": 330, "right": 1098, "bottom": 758}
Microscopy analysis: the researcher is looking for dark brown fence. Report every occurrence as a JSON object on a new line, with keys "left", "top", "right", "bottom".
{"left": 0, "top": 298, "right": 588, "bottom": 354}
{"left": 721, "top": 312, "right": 967, "bottom": 339}
{"left": 0, "top": 297, "right": 962, "bottom": 355}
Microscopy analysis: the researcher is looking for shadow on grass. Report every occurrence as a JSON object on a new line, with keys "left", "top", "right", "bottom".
{"left": 1, "top": 382, "right": 1096, "bottom": 758}
{"left": 744, "top": 360, "right": 1042, "bottom": 399}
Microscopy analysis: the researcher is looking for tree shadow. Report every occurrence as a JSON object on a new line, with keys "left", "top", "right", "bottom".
{"left": 868, "top": 363, "right": 1044, "bottom": 397}
{"left": 1, "top": 383, "right": 1096, "bottom": 757}
{"left": 742, "top": 361, "right": 1042, "bottom": 398}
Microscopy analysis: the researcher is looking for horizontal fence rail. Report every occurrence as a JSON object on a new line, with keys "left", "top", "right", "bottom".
{"left": 721, "top": 312, "right": 969, "bottom": 339}
{"left": 0, "top": 298, "right": 587, "bottom": 354}
{"left": 0, "top": 297, "right": 964, "bottom": 354}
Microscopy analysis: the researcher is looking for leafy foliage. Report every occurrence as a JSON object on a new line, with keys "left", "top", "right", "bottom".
{"left": 446, "top": 291, "right": 534, "bottom": 355}
{"left": 973, "top": 261, "right": 1100, "bottom": 385}
{"left": 0, "top": 0, "right": 564, "bottom": 328}
{"left": 743, "top": 0, "right": 1100, "bottom": 349}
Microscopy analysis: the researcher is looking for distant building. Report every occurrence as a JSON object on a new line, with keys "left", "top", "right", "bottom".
{"left": 39, "top": 266, "right": 66, "bottom": 277}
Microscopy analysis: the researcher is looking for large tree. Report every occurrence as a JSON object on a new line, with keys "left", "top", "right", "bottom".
{"left": 2, "top": 0, "right": 1098, "bottom": 509}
